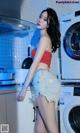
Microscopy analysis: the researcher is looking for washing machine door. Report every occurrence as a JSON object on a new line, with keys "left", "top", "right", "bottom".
{"left": 63, "top": 97, "right": 80, "bottom": 133}
{"left": 63, "top": 22, "right": 80, "bottom": 60}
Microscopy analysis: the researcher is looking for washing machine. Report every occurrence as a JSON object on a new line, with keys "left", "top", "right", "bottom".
{"left": 59, "top": 85, "right": 80, "bottom": 133}
{"left": 58, "top": 10, "right": 80, "bottom": 82}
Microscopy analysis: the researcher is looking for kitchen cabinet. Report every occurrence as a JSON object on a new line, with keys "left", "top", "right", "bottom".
{"left": 6, "top": 92, "right": 18, "bottom": 133}
{"left": 0, "top": 94, "right": 6, "bottom": 124}
{"left": 0, "top": 0, "right": 23, "bottom": 18}
{"left": 16, "top": 90, "right": 34, "bottom": 133}
{"left": 0, "top": 89, "right": 34, "bottom": 133}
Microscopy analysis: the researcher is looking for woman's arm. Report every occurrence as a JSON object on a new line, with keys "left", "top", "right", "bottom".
{"left": 17, "top": 37, "right": 48, "bottom": 101}
{"left": 17, "top": 36, "right": 49, "bottom": 101}
{"left": 23, "top": 36, "right": 48, "bottom": 89}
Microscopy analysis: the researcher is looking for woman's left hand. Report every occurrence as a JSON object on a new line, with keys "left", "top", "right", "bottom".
{"left": 17, "top": 84, "right": 27, "bottom": 101}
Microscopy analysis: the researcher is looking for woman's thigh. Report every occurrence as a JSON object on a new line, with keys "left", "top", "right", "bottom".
{"left": 36, "top": 95, "right": 59, "bottom": 133}
{"left": 34, "top": 107, "right": 47, "bottom": 133}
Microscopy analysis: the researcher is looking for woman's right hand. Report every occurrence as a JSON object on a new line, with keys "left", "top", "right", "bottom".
{"left": 17, "top": 84, "right": 27, "bottom": 101}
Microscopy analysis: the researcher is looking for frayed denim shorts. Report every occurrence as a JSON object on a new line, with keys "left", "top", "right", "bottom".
{"left": 30, "top": 69, "right": 61, "bottom": 105}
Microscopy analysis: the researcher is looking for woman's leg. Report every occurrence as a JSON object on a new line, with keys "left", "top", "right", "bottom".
{"left": 36, "top": 95, "right": 59, "bottom": 133}
{"left": 34, "top": 107, "right": 47, "bottom": 133}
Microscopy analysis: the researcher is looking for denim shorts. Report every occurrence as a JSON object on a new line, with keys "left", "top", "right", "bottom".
{"left": 30, "top": 69, "right": 61, "bottom": 106}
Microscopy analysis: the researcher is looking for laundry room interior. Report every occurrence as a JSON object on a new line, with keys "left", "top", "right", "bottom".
{"left": 0, "top": 0, "right": 80, "bottom": 133}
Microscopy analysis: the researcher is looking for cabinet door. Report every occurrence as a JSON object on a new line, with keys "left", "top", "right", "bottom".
{"left": 16, "top": 90, "right": 34, "bottom": 133}
{"left": 0, "top": 94, "right": 6, "bottom": 124}
{"left": 6, "top": 92, "right": 17, "bottom": 133}
{"left": 6, "top": 91, "right": 34, "bottom": 133}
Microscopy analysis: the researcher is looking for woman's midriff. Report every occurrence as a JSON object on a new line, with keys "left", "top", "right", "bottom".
{"left": 37, "top": 62, "right": 49, "bottom": 71}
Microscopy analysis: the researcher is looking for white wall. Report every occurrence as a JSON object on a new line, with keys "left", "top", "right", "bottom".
{"left": 48, "top": 0, "right": 80, "bottom": 19}
{"left": 21, "top": 0, "right": 48, "bottom": 23}
{"left": 21, "top": 0, "right": 80, "bottom": 22}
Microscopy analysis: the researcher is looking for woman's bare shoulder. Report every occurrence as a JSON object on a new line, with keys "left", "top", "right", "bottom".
{"left": 40, "top": 35, "right": 52, "bottom": 51}
{"left": 41, "top": 35, "right": 50, "bottom": 41}
{"left": 39, "top": 35, "right": 51, "bottom": 47}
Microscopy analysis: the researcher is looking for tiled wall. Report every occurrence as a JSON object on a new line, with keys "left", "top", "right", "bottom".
{"left": 0, "top": 22, "right": 35, "bottom": 70}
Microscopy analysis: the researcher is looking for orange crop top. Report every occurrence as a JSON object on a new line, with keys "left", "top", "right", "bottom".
{"left": 31, "top": 48, "right": 52, "bottom": 68}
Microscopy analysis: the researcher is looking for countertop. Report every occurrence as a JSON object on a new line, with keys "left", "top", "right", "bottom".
{"left": 0, "top": 85, "right": 17, "bottom": 94}
{"left": 0, "top": 69, "right": 29, "bottom": 94}
{"left": 0, "top": 84, "right": 30, "bottom": 94}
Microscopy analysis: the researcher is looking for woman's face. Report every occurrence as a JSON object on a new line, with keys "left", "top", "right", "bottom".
{"left": 37, "top": 11, "right": 49, "bottom": 30}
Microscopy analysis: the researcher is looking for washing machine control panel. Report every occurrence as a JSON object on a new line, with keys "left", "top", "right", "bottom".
{"left": 60, "top": 85, "right": 80, "bottom": 97}
{"left": 74, "top": 86, "right": 80, "bottom": 96}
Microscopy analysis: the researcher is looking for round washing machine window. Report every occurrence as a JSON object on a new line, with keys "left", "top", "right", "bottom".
{"left": 63, "top": 97, "right": 80, "bottom": 133}
{"left": 69, "top": 106, "right": 80, "bottom": 133}
{"left": 63, "top": 22, "right": 80, "bottom": 60}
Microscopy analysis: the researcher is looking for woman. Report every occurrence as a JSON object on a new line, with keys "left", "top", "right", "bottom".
{"left": 17, "top": 8, "right": 61, "bottom": 133}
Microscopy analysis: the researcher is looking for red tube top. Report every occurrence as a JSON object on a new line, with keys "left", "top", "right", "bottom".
{"left": 31, "top": 48, "right": 52, "bottom": 68}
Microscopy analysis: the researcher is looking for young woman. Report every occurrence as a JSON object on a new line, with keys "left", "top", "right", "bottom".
{"left": 17, "top": 8, "right": 61, "bottom": 133}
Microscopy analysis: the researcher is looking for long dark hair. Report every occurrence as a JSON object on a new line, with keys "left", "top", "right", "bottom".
{"left": 41, "top": 8, "right": 61, "bottom": 52}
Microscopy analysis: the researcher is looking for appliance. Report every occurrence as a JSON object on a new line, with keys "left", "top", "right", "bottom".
{"left": 58, "top": 10, "right": 80, "bottom": 82}
{"left": 0, "top": 16, "right": 36, "bottom": 85}
{"left": 59, "top": 85, "right": 80, "bottom": 133}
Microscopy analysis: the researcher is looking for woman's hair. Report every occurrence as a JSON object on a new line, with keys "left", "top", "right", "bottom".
{"left": 41, "top": 8, "right": 61, "bottom": 52}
